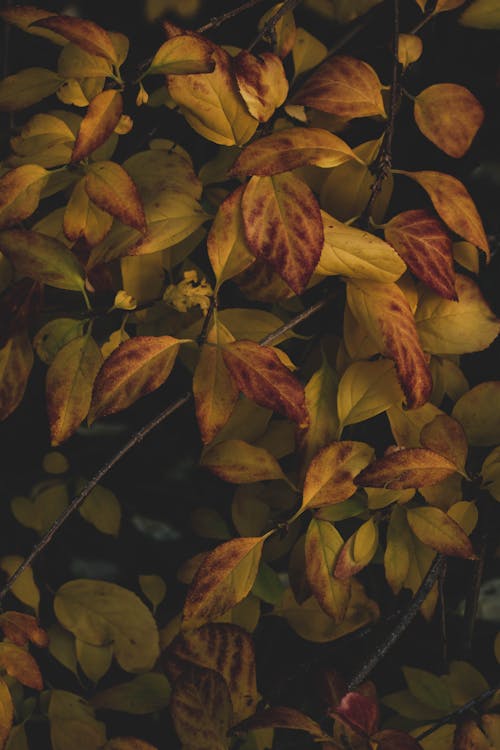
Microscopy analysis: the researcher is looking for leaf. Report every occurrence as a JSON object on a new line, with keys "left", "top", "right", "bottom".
{"left": 406, "top": 507, "right": 475, "bottom": 558}
{"left": 71, "top": 90, "right": 123, "bottom": 162}
{"left": 0, "top": 68, "right": 63, "bottom": 111}
{"left": 460, "top": 0, "right": 500, "bottom": 28}
{"left": 0, "top": 6, "right": 68, "bottom": 44}
{"left": 414, "top": 84, "right": 484, "bottom": 158}
{"left": 231, "top": 128, "right": 357, "bottom": 177}
{"left": 452, "top": 382, "right": 500, "bottom": 451}
{"left": 397, "top": 34, "right": 423, "bottom": 69}
{"left": 86, "top": 161, "right": 146, "bottom": 233}
{"left": 305, "top": 519, "right": 350, "bottom": 622}
{"left": 241, "top": 173, "right": 323, "bottom": 294}
{"left": 233, "top": 50, "right": 288, "bottom": 123}
{"left": 317, "top": 213, "right": 406, "bottom": 284}
{"left": 397, "top": 170, "right": 489, "bottom": 256}
{"left": 33, "top": 15, "right": 118, "bottom": 62}
{"left": 0, "top": 612, "right": 48, "bottom": 647}
{"left": 301, "top": 441, "right": 374, "bottom": 510}
{"left": 0, "top": 557, "right": 39, "bottom": 613}
{"left": 46, "top": 334, "right": 103, "bottom": 445}
{"left": 482, "top": 447, "right": 500, "bottom": 501}
{"left": 89, "top": 335, "right": 184, "bottom": 422}
{"left": 236, "top": 706, "right": 329, "bottom": 740}
{"left": 170, "top": 665, "right": 232, "bottom": 750}
{"left": 0, "top": 332, "right": 34, "bottom": 421}
{"left": 222, "top": 340, "right": 308, "bottom": 427}
{"left": 372, "top": 730, "right": 422, "bottom": 750}
{"left": 292, "top": 27, "right": 327, "bottom": 78}
{"left": 0, "top": 642, "right": 42, "bottom": 689}
{"left": 331, "top": 691, "right": 379, "bottom": 736}
{"left": 79, "top": 484, "right": 121, "bottom": 537}
{"left": 63, "top": 179, "right": 113, "bottom": 246}
{"left": 334, "top": 518, "right": 379, "bottom": 579}
{"left": 292, "top": 55, "right": 385, "bottom": 119}
{"left": 420, "top": 414, "right": 467, "bottom": 471}
{"left": 0, "top": 229, "right": 85, "bottom": 292}
{"left": 166, "top": 623, "right": 259, "bottom": 723}
{"left": 384, "top": 210, "right": 456, "bottom": 300}
{"left": 201, "top": 439, "right": 286, "bottom": 483}
{"left": 104, "top": 740, "right": 157, "bottom": 750}
{"left": 92, "top": 673, "right": 171, "bottom": 714}
{"left": 346, "top": 279, "right": 432, "bottom": 409}
{"left": 0, "top": 678, "right": 13, "bottom": 750}
{"left": 0, "top": 165, "right": 49, "bottom": 228}
{"left": 147, "top": 35, "right": 215, "bottom": 75}
{"left": 49, "top": 690, "right": 107, "bottom": 750}
{"left": 183, "top": 535, "right": 269, "bottom": 627}
{"left": 337, "top": 359, "right": 402, "bottom": 431}
{"left": 75, "top": 639, "right": 113, "bottom": 683}
{"left": 300, "top": 353, "right": 339, "bottom": 475}
{"left": 356, "top": 447, "right": 457, "bottom": 489}
{"left": 54, "top": 580, "right": 160, "bottom": 672}
{"left": 384, "top": 505, "right": 412, "bottom": 594}
{"left": 415, "top": 275, "right": 500, "bottom": 354}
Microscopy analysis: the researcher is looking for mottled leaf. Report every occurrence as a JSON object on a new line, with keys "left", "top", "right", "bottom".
{"left": 301, "top": 441, "right": 374, "bottom": 510}
{"left": 0, "top": 332, "right": 34, "bottom": 421}
{"left": 414, "top": 84, "right": 484, "bottom": 158}
{"left": 355, "top": 447, "right": 457, "bottom": 489}
{"left": 86, "top": 161, "right": 146, "bottom": 233}
{"left": 33, "top": 15, "right": 118, "bottom": 62}
{"left": 147, "top": 34, "right": 214, "bottom": 75}
{"left": 71, "top": 90, "right": 123, "bottom": 162}
{"left": 233, "top": 50, "right": 288, "bottom": 122}
{"left": 0, "top": 642, "right": 43, "bottom": 689}
{"left": 0, "top": 165, "right": 48, "bottom": 228}
{"left": 406, "top": 506, "right": 475, "bottom": 558}
{"left": 305, "top": 519, "right": 350, "bottom": 622}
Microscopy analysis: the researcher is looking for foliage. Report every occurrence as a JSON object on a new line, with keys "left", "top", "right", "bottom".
{"left": 0, "top": 0, "right": 499, "bottom": 748}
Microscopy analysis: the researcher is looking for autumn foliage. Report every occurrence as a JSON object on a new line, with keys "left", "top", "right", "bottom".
{"left": 0, "top": 0, "right": 499, "bottom": 749}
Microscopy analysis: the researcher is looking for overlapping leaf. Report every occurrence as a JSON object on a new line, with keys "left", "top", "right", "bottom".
{"left": 147, "top": 34, "right": 215, "bottom": 75}
{"left": 0, "top": 165, "right": 48, "bottom": 228}
{"left": 207, "top": 186, "right": 253, "bottom": 290}
{"left": 71, "top": 90, "right": 123, "bottom": 162}
{"left": 406, "top": 506, "right": 475, "bottom": 558}
{"left": 355, "top": 447, "right": 457, "bottom": 489}
{"left": 0, "top": 332, "right": 34, "bottom": 421}
{"left": 305, "top": 519, "right": 350, "bottom": 622}
{"left": 301, "top": 441, "right": 374, "bottom": 510}
{"left": 33, "top": 15, "right": 119, "bottom": 62}
{"left": 233, "top": 50, "right": 288, "bottom": 122}
{"left": 334, "top": 518, "right": 379, "bottom": 579}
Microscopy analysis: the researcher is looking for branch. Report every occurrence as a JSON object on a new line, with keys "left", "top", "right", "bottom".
{"left": 197, "top": 0, "right": 270, "bottom": 33}
{"left": 247, "top": 0, "right": 302, "bottom": 53}
{"left": 347, "top": 554, "right": 445, "bottom": 690}
{"left": 0, "top": 290, "right": 334, "bottom": 606}
{"left": 415, "top": 682, "right": 500, "bottom": 741}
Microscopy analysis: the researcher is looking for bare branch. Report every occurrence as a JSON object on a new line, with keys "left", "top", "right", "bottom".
{"left": 197, "top": 0, "right": 270, "bottom": 33}
{"left": 415, "top": 682, "right": 500, "bottom": 741}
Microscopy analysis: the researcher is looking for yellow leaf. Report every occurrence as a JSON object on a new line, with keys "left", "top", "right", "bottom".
{"left": 72, "top": 90, "right": 123, "bottom": 162}
{"left": 337, "top": 358, "right": 402, "bottom": 431}
{"left": 217, "top": 309, "right": 290, "bottom": 344}
{"left": 183, "top": 535, "right": 270, "bottom": 627}
{"left": 0, "top": 165, "right": 48, "bottom": 228}
{"left": 384, "top": 505, "right": 412, "bottom": 594}
{"left": 398, "top": 34, "right": 423, "bottom": 69}
{"left": 292, "top": 28, "right": 327, "bottom": 78}
{"left": 57, "top": 42, "right": 113, "bottom": 78}
{"left": 33, "top": 15, "right": 118, "bottom": 63}
{"left": 76, "top": 639, "right": 113, "bottom": 683}
{"left": 453, "top": 240, "right": 480, "bottom": 274}
{"left": 46, "top": 334, "right": 103, "bottom": 445}
{"left": 49, "top": 690, "right": 107, "bottom": 750}
{"left": 0, "top": 677, "right": 13, "bottom": 750}
{"left": 233, "top": 51, "right": 288, "bottom": 122}
{"left": 448, "top": 500, "right": 478, "bottom": 535}
{"left": 300, "top": 352, "right": 339, "bottom": 477}
{"left": 356, "top": 447, "right": 457, "bottom": 489}
{"left": 34, "top": 318, "right": 85, "bottom": 366}
{"left": 0, "top": 6, "right": 67, "bottom": 44}
{"left": 305, "top": 519, "right": 350, "bottom": 622}
{"left": 0, "top": 557, "right": 39, "bottom": 613}
{"left": 79, "top": 484, "right": 121, "bottom": 537}
{"left": 481, "top": 446, "right": 500, "bottom": 501}
{"left": 125, "top": 146, "right": 201, "bottom": 202}
{"left": 147, "top": 35, "right": 215, "bottom": 75}
{"left": 48, "top": 624, "right": 78, "bottom": 676}
{"left": 301, "top": 441, "right": 374, "bottom": 510}
{"left": 460, "top": 0, "right": 500, "bottom": 29}
{"left": 91, "top": 673, "right": 171, "bottom": 713}
{"left": 415, "top": 275, "right": 500, "bottom": 354}
{"left": 334, "top": 518, "right": 379, "bottom": 579}
{"left": 0, "top": 68, "right": 63, "bottom": 111}
{"left": 452, "top": 381, "right": 500, "bottom": 446}
{"left": 138, "top": 575, "right": 166, "bottom": 610}
{"left": 121, "top": 254, "right": 164, "bottom": 304}
{"left": 241, "top": 173, "right": 323, "bottom": 295}
{"left": 201, "top": 439, "right": 286, "bottom": 483}
{"left": 11, "top": 483, "right": 68, "bottom": 535}
{"left": 414, "top": 84, "right": 484, "bottom": 159}
{"left": 89, "top": 335, "right": 184, "bottom": 422}
{"left": 406, "top": 506, "right": 475, "bottom": 559}
{"left": 420, "top": 414, "right": 468, "bottom": 472}
{"left": 232, "top": 492, "right": 270, "bottom": 538}
{"left": 430, "top": 356, "right": 469, "bottom": 405}
{"left": 207, "top": 185, "right": 254, "bottom": 290}
{"left": 86, "top": 161, "right": 146, "bottom": 233}
{"left": 0, "top": 332, "right": 34, "bottom": 422}
{"left": 231, "top": 127, "right": 358, "bottom": 177}
{"left": 387, "top": 401, "right": 443, "bottom": 447}
{"left": 258, "top": 3, "right": 297, "bottom": 58}
{"left": 54, "top": 580, "right": 159, "bottom": 672}
{"left": 166, "top": 623, "right": 259, "bottom": 723}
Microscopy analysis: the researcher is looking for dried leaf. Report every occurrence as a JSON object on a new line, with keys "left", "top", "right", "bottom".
{"left": 305, "top": 519, "right": 350, "bottom": 622}
{"left": 331, "top": 691, "right": 379, "bottom": 736}
{"left": 71, "top": 90, "right": 123, "bottom": 163}
{"left": 0, "top": 332, "right": 34, "bottom": 422}
{"left": 201, "top": 439, "right": 286, "bottom": 483}
{"left": 0, "top": 68, "right": 63, "bottom": 111}
{"left": 86, "top": 161, "right": 146, "bottom": 233}
{"left": 258, "top": 2, "right": 297, "bottom": 58}
{"left": 355, "top": 447, "right": 457, "bottom": 489}
{"left": 301, "top": 441, "right": 374, "bottom": 510}
{"left": 0, "top": 612, "right": 48, "bottom": 647}
{"left": 33, "top": 15, "right": 118, "bottom": 62}
{"left": 0, "top": 165, "right": 48, "bottom": 228}
{"left": 233, "top": 50, "right": 288, "bottom": 122}
{"left": 406, "top": 506, "right": 475, "bottom": 558}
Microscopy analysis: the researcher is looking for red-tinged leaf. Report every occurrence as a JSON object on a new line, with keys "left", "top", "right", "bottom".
{"left": 372, "top": 729, "right": 423, "bottom": 749}
{"left": 334, "top": 518, "right": 379, "bottom": 580}
{"left": 0, "top": 612, "right": 48, "bottom": 648}
{"left": 233, "top": 50, "right": 288, "bottom": 122}
{"left": 63, "top": 178, "right": 113, "bottom": 247}
{"left": 355, "top": 447, "right": 457, "bottom": 489}
{"left": 414, "top": 83, "right": 484, "bottom": 158}
{"left": 207, "top": 185, "right": 253, "bottom": 290}
{"left": 235, "top": 706, "right": 330, "bottom": 740}
{"left": 89, "top": 335, "right": 184, "bottom": 422}
{"left": 406, "top": 506, "right": 476, "bottom": 559}
{"left": 86, "top": 161, "right": 146, "bottom": 233}
{"left": 454, "top": 719, "right": 491, "bottom": 750}
{"left": 397, "top": 170, "right": 489, "bottom": 257}
{"left": 0, "top": 6, "right": 67, "bottom": 44}
{"left": 230, "top": 127, "right": 358, "bottom": 177}
{"left": 0, "top": 642, "right": 43, "bottom": 690}
{"left": 71, "top": 90, "right": 123, "bottom": 163}
{"left": 0, "top": 280, "right": 42, "bottom": 349}
{"left": 346, "top": 279, "right": 432, "bottom": 409}
{"left": 0, "top": 331, "right": 34, "bottom": 421}
{"left": 420, "top": 414, "right": 467, "bottom": 472}
{"left": 33, "top": 15, "right": 118, "bottom": 62}
{"left": 305, "top": 519, "right": 350, "bottom": 623}
{"left": 292, "top": 55, "right": 386, "bottom": 119}
{"left": 385, "top": 210, "right": 456, "bottom": 300}
{"left": 0, "top": 165, "right": 48, "bottom": 229}
{"left": 183, "top": 535, "right": 268, "bottom": 627}
{"left": 0, "top": 677, "right": 13, "bottom": 749}
{"left": 301, "top": 441, "right": 374, "bottom": 510}
{"left": 241, "top": 173, "right": 323, "bottom": 294}
{"left": 46, "top": 334, "right": 103, "bottom": 445}
{"left": 222, "top": 340, "right": 309, "bottom": 428}
{"left": 200, "top": 439, "right": 286, "bottom": 483}
{"left": 330, "top": 691, "right": 379, "bottom": 736}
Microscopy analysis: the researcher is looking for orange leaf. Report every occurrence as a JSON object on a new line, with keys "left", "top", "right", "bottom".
{"left": 414, "top": 83, "right": 484, "bottom": 158}
{"left": 0, "top": 165, "right": 48, "bottom": 229}
{"left": 406, "top": 506, "right": 475, "bottom": 559}
{"left": 222, "top": 340, "right": 308, "bottom": 427}
{"left": 0, "top": 612, "right": 48, "bottom": 648}
{"left": 230, "top": 127, "right": 358, "bottom": 177}
{"left": 397, "top": 170, "right": 489, "bottom": 257}
{"left": 301, "top": 441, "right": 374, "bottom": 510}
{"left": 292, "top": 55, "right": 386, "bottom": 119}
{"left": 89, "top": 335, "right": 184, "bottom": 422}
{"left": 0, "top": 642, "right": 43, "bottom": 689}
{"left": 241, "top": 173, "right": 323, "bottom": 294}
{"left": 233, "top": 50, "right": 288, "bottom": 122}
{"left": 355, "top": 447, "right": 457, "bottom": 489}
{"left": 71, "top": 90, "right": 123, "bottom": 163}
{"left": 33, "top": 14, "right": 118, "bottom": 62}
{"left": 0, "top": 332, "right": 34, "bottom": 422}
{"left": 346, "top": 279, "right": 432, "bottom": 408}
{"left": 86, "top": 161, "right": 146, "bottom": 233}
{"left": 385, "top": 209, "right": 456, "bottom": 300}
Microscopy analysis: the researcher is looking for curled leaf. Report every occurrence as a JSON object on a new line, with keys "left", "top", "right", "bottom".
{"left": 233, "top": 50, "right": 288, "bottom": 122}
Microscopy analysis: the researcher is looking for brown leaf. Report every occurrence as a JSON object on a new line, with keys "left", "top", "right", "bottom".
{"left": 33, "top": 14, "right": 118, "bottom": 62}
{"left": 292, "top": 55, "right": 386, "bottom": 119}
{"left": 454, "top": 719, "right": 492, "bottom": 750}
{"left": 222, "top": 340, "right": 308, "bottom": 428}
{"left": 346, "top": 279, "right": 432, "bottom": 409}
{"left": 71, "top": 90, "right": 123, "bottom": 163}
{"left": 301, "top": 441, "right": 374, "bottom": 510}
{"left": 0, "top": 612, "right": 48, "bottom": 648}
{"left": 233, "top": 50, "right": 288, "bottom": 122}
{"left": 0, "top": 677, "right": 13, "bottom": 749}
{"left": 414, "top": 84, "right": 484, "bottom": 158}
{"left": 0, "top": 642, "right": 43, "bottom": 689}
{"left": 241, "top": 173, "right": 323, "bottom": 294}
{"left": 0, "top": 331, "right": 34, "bottom": 421}
{"left": 420, "top": 414, "right": 467, "bottom": 472}
{"left": 0, "top": 165, "right": 48, "bottom": 229}
{"left": 372, "top": 729, "right": 423, "bottom": 749}
{"left": 355, "top": 447, "right": 457, "bottom": 489}
{"left": 330, "top": 691, "right": 379, "bottom": 736}
{"left": 406, "top": 506, "right": 476, "bottom": 559}
{"left": 235, "top": 706, "right": 330, "bottom": 740}
{"left": 385, "top": 209, "right": 456, "bottom": 300}
{"left": 86, "top": 161, "right": 146, "bottom": 233}
{"left": 89, "top": 335, "right": 183, "bottom": 422}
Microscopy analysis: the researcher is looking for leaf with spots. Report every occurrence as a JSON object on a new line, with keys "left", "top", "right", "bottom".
{"left": 146, "top": 34, "right": 215, "bottom": 75}
{"left": 305, "top": 519, "right": 350, "bottom": 622}
{"left": 200, "top": 439, "right": 286, "bottom": 484}
{"left": 355, "top": 447, "right": 457, "bottom": 490}
{"left": 233, "top": 50, "right": 288, "bottom": 123}
{"left": 241, "top": 173, "right": 323, "bottom": 295}
{"left": 414, "top": 84, "right": 484, "bottom": 158}
{"left": 406, "top": 506, "right": 475, "bottom": 559}
{"left": 86, "top": 161, "right": 146, "bottom": 233}
{"left": 0, "top": 165, "right": 48, "bottom": 229}
{"left": 71, "top": 90, "right": 123, "bottom": 163}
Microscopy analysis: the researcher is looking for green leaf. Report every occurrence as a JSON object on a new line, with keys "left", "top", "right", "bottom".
{"left": 0, "top": 68, "right": 62, "bottom": 111}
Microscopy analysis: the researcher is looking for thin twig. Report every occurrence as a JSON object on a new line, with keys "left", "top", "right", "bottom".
{"left": 260, "top": 293, "right": 333, "bottom": 346}
{"left": 462, "top": 532, "right": 487, "bottom": 654}
{"left": 415, "top": 682, "right": 500, "bottom": 741}
{"left": 347, "top": 554, "right": 445, "bottom": 690}
{"left": 247, "top": 0, "right": 302, "bottom": 52}
{"left": 197, "top": 0, "right": 270, "bottom": 33}
{"left": 438, "top": 559, "right": 448, "bottom": 666}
